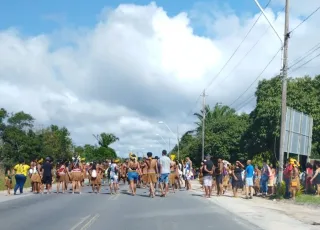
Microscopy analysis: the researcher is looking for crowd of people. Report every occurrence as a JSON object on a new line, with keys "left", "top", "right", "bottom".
{"left": 198, "top": 156, "right": 320, "bottom": 199}
{"left": 3, "top": 152, "right": 320, "bottom": 200}
{"left": 3, "top": 150, "right": 196, "bottom": 197}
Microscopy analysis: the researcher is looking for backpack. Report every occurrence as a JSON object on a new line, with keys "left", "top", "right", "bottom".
{"left": 91, "top": 169, "right": 97, "bottom": 178}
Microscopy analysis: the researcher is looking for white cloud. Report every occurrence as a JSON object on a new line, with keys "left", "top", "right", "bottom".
{"left": 0, "top": 1, "right": 320, "bottom": 156}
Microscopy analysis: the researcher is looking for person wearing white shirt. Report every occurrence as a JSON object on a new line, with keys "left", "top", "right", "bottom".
{"left": 159, "top": 150, "right": 171, "bottom": 197}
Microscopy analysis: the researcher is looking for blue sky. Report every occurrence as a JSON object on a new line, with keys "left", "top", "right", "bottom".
{"left": 0, "top": 0, "right": 275, "bottom": 35}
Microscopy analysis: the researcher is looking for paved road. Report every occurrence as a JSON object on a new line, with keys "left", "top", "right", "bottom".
{"left": 0, "top": 184, "right": 259, "bottom": 230}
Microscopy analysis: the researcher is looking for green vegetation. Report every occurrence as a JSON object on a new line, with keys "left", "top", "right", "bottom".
{"left": 295, "top": 194, "right": 320, "bottom": 205}
{"left": 0, "top": 171, "right": 31, "bottom": 191}
{"left": 0, "top": 108, "right": 119, "bottom": 189}
{"left": 172, "top": 75, "right": 320, "bottom": 164}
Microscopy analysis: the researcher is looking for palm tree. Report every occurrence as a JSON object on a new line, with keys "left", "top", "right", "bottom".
{"left": 93, "top": 133, "right": 119, "bottom": 148}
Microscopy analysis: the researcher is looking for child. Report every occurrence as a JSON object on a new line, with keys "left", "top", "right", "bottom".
{"left": 5, "top": 167, "right": 13, "bottom": 196}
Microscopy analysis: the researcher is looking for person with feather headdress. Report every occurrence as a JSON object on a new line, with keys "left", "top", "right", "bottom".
{"left": 289, "top": 158, "right": 300, "bottom": 200}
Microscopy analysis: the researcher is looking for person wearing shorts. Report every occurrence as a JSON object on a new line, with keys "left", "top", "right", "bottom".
{"left": 127, "top": 153, "right": 140, "bottom": 196}
{"left": 159, "top": 150, "right": 171, "bottom": 197}
{"left": 245, "top": 160, "right": 254, "bottom": 199}
{"left": 41, "top": 157, "right": 53, "bottom": 194}
{"left": 109, "top": 160, "right": 119, "bottom": 194}
{"left": 203, "top": 155, "right": 214, "bottom": 198}
{"left": 127, "top": 171, "right": 139, "bottom": 181}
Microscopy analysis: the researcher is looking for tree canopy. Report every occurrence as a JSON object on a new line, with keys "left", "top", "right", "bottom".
{"left": 174, "top": 74, "right": 320, "bottom": 166}
{"left": 0, "top": 109, "right": 119, "bottom": 167}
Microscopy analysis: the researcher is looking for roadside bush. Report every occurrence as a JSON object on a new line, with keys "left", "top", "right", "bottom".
{"left": 274, "top": 181, "right": 286, "bottom": 199}
{"left": 296, "top": 185, "right": 305, "bottom": 197}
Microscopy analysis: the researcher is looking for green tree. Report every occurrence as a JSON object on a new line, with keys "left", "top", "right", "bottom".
{"left": 93, "top": 133, "right": 119, "bottom": 148}
{"left": 82, "top": 133, "right": 119, "bottom": 162}
{"left": 42, "top": 125, "right": 73, "bottom": 161}
{"left": 175, "top": 103, "right": 249, "bottom": 165}
{"left": 0, "top": 111, "right": 37, "bottom": 166}
{"left": 243, "top": 75, "right": 320, "bottom": 161}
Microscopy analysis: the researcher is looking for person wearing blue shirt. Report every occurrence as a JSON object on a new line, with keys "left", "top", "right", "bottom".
{"left": 245, "top": 160, "right": 254, "bottom": 199}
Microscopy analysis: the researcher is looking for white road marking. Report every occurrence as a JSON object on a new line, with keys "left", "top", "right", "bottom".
{"left": 70, "top": 215, "right": 91, "bottom": 230}
{"left": 80, "top": 213, "right": 100, "bottom": 230}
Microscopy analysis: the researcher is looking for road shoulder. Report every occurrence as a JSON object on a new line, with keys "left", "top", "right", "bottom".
{"left": 190, "top": 180, "right": 320, "bottom": 230}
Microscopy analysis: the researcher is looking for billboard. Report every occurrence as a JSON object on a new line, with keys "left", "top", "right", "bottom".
{"left": 284, "top": 107, "right": 313, "bottom": 156}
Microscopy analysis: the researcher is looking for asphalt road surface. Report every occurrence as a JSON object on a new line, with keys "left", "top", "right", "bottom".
{"left": 0, "top": 184, "right": 260, "bottom": 230}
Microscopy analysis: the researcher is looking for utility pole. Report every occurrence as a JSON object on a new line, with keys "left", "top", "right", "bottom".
{"left": 278, "top": 0, "right": 290, "bottom": 183}
{"left": 201, "top": 89, "right": 206, "bottom": 161}
{"left": 177, "top": 126, "right": 180, "bottom": 160}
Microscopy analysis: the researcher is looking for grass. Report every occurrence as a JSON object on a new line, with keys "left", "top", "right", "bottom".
{"left": 0, "top": 170, "right": 32, "bottom": 191}
{"left": 295, "top": 194, "right": 320, "bottom": 205}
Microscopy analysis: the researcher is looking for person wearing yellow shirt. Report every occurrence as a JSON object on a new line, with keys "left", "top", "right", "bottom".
{"left": 13, "top": 158, "right": 30, "bottom": 195}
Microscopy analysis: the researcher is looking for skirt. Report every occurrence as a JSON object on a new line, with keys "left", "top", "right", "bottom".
{"left": 254, "top": 177, "right": 260, "bottom": 188}
{"left": 169, "top": 173, "right": 177, "bottom": 185}
{"left": 199, "top": 175, "right": 203, "bottom": 185}
{"left": 31, "top": 174, "right": 42, "bottom": 183}
{"left": 71, "top": 172, "right": 82, "bottom": 182}
{"left": 5, "top": 177, "right": 13, "bottom": 189}
{"left": 232, "top": 178, "right": 243, "bottom": 189}
{"left": 57, "top": 174, "right": 66, "bottom": 182}
{"left": 147, "top": 173, "right": 157, "bottom": 184}
{"left": 290, "top": 177, "right": 300, "bottom": 192}
{"left": 268, "top": 178, "right": 274, "bottom": 186}
{"left": 65, "top": 173, "right": 71, "bottom": 183}
{"left": 91, "top": 175, "right": 102, "bottom": 185}
{"left": 141, "top": 174, "right": 147, "bottom": 183}
{"left": 223, "top": 175, "right": 230, "bottom": 187}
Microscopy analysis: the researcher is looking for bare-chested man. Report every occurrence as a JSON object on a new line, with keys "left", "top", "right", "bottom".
{"left": 145, "top": 152, "right": 158, "bottom": 198}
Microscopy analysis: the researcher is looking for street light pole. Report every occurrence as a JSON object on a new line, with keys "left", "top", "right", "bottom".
{"left": 158, "top": 121, "right": 180, "bottom": 157}
{"left": 201, "top": 90, "right": 206, "bottom": 161}
{"left": 278, "top": 0, "right": 290, "bottom": 183}
{"left": 156, "top": 133, "right": 168, "bottom": 146}
{"left": 177, "top": 126, "right": 180, "bottom": 160}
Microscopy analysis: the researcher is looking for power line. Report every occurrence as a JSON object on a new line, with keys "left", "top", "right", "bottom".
{"left": 288, "top": 42, "right": 320, "bottom": 70}
{"left": 235, "top": 50, "right": 320, "bottom": 111}
{"left": 217, "top": 25, "right": 270, "bottom": 87}
{"left": 229, "top": 47, "right": 282, "bottom": 107}
{"left": 235, "top": 94, "right": 256, "bottom": 111}
{"left": 289, "top": 6, "right": 320, "bottom": 33}
{"left": 204, "top": 0, "right": 273, "bottom": 91}
{"left": 217, "top": 4, "right": 285, "bottom": 87}
{"left": 289, "top": 52, "right": 320, "bottom": 74}
{"left": 235, "top": 43, "right": 320, "bottom": 112}
{"left": 186, "top": 95, "right": 201, "bottom": 117}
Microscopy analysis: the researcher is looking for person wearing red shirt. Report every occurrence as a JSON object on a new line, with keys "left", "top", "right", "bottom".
{"left": 283, "top": 159, "right": 293, "bottom": 198}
